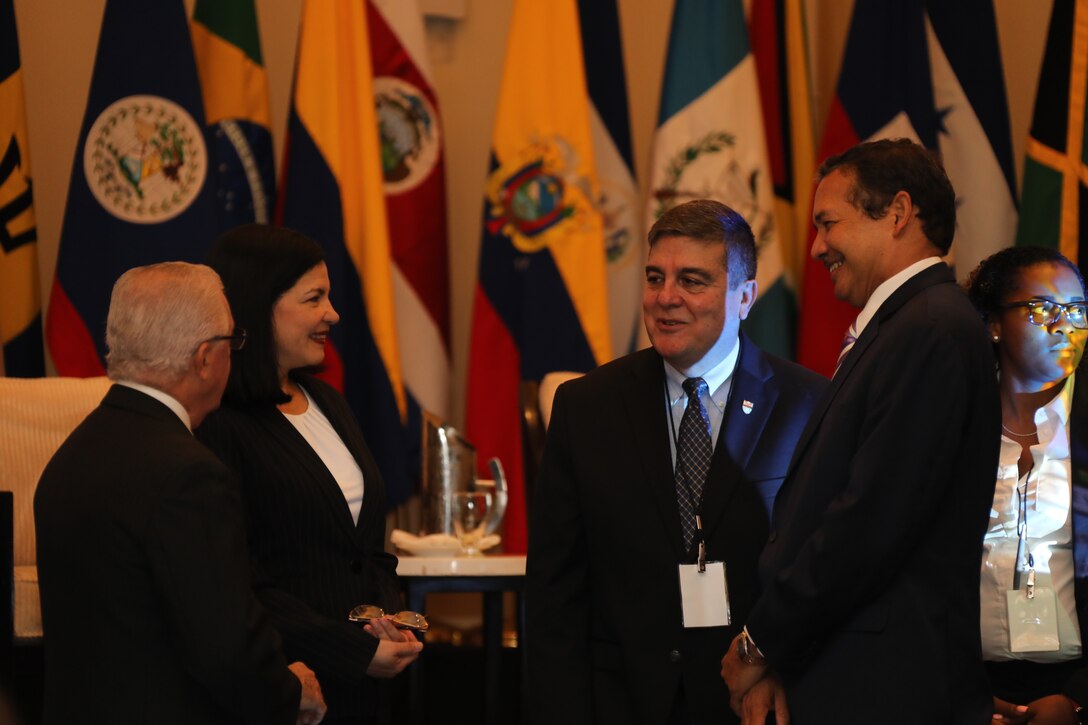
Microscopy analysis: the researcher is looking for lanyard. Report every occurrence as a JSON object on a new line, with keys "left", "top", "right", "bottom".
{"left": 1013, "top": 463, "right": 1036, "bottom": 598}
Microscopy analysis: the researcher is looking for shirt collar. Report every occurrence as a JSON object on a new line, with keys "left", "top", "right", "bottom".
{"left": 663, "top": 334, "right": 740, "bottom": 402}
{"left": 116, "top": 379, "right": 193, "bottom": 432}
{"left": 854, "top": 257, "right": 943, "bottom": 338}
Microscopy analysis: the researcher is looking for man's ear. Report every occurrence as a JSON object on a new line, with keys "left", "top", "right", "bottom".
{"left": 737, "top": 279, "right": 758, "bottom": 321}
{"left": 888, "top": 190, "right": 914, "bottom": 235}
{"left": 191, "top": 341, "right": 212, "bottom": 380}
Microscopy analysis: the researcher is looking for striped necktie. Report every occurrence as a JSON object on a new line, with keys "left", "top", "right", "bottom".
{"left": 834, "top": 321, "right": 859, "bottom": 377}
{"left": 675, "top": 377, "right": 712, "bottom": 552}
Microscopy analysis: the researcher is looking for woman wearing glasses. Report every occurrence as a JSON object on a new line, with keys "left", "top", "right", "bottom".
{"left": 197, "top": 224, "right": 422, "bottom": 725}
{"left": 966, "top": 246, "right": 1088, "bottom": 725}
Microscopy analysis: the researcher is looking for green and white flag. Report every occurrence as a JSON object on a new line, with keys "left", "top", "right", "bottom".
{"left": 646, "top": 0, "right": 791, "bottom": 357}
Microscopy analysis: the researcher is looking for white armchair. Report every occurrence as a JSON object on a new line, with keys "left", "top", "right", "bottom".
{"left": 0, "top": 376, "right": 111, "bottom": 660}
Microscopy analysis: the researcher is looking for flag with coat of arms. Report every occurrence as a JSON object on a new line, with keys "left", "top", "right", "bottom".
{"left": 646, "top": 0, "right": 791, "bottom": 359}
{"left": 46, "top": 0, "right": 218, "bottom": 375}
{"left": 466, "top": 0, "right": 613, "bottom": 553}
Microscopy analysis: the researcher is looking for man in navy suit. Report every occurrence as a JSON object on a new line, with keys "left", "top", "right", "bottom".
{"left": 35, "top": 263, "right": 327, "bottom": 725}
{"left": 526, "top": 200, "right": 827, "bottom": 725}
{"left": 721, "top": 139, "right": 1001, "bottom": 724}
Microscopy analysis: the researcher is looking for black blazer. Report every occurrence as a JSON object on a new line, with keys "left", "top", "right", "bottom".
{"left": 197, "top": 373, "right": 400, "bottom": 724}
{"left": 34, "top": 385, "right": 300, "bottom": 725}
{"left": 525, "top": 335, "right": 827, "bottom": 725}
{"left": 748, "top": 263, "right": 1001, "bottom": 724}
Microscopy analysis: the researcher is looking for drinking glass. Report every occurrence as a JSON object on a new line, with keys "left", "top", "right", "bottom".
{"left": 451, "top": 491, "right": 491, "bottom": 556}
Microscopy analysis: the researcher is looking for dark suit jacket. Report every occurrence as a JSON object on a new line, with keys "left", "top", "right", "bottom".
{"left": 526, "top": 335, "right": 827, "bottom": 725}
{"left": 747, "top": 263, "right": 1001, "bottom": 724}
{"left": 33, "top": 385, "right": 300, "bottom": 725}
{"left": 197, "top": 373, "right": 401, "bottom": 724}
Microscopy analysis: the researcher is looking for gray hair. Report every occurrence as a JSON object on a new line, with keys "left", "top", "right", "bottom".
{"left": 106, "top": 262, "right": 228, "bottom": 387}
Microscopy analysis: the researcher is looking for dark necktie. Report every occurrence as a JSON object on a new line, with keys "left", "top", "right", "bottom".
{"left": 675, "top": 377, "right": 712, "bottom": 551}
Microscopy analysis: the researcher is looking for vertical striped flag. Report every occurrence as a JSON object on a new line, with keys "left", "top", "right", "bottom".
{"left": 466, "top": 0, "right": 612, "bottom": 553}
{"left": 1015, "top": 0, "right": 1088, "bottom": 261}
{"left": 750, "top": 0, "right": 816, "bottom": 340}
{"left": 578, "top": 0, "right": 641, "bottom": 357}
{"left": 368, "top": 0, "right": 451, "bottom": 502}
{"left": 0, "top": 0, "right": 43, "bottom": 377}
{"left": 646, "top": 0, "right": 790, "bottom": 358}
{"left": 795, "top": 0, "right": 1016, "bottom": 376}
{"left": 191, "top": 0, "right": 276, "bottom": 228}
{"left": 279, "top": 0, "right": 415, "bottom": 508}
{"left": 45, "top": 0, "right": 218, "bottom": 376}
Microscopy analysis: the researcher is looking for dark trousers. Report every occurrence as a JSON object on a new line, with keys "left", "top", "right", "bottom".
{"left": 986, "top": 658, "right": 1083, "bottom": 705}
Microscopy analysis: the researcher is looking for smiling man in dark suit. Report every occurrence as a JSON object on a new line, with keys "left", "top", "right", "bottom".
{"left": 34, "top": 262, "right": 326, "bottom": 725}
{"left": 526, "top": 200, "right": 827, "bottom": 725}
{"left": 721, "top": 139, "right": 1001, "bottom": 724}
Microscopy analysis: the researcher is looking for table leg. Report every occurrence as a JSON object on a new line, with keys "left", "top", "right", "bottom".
{"left": 407, "top": 586, "right": 426, "bottom": 725}
{"left": 483, "top": 590, "right": 503, "bottom": 725}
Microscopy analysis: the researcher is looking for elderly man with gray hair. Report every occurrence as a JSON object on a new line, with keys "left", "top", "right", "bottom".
{"left": 34, "top": 262, "right": 327, "bottom": 725}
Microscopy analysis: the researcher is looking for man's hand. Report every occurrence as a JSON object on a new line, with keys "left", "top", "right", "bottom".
{"left": 364, "top": 617, "right": 424, "bottom": 678}
{"left": 288, "top": 661, "right": 326, "bottom": 725}
{"left": 992, "top": 696, "right": 1032, "bottom": 724}
{"left": 721, "top": 633, "right": 768, "bottom": 716}
{"left": 1021, "top": 695, "right": 1078, "bottom": 725}
{"left": 741, "top": 674, "right": 789, "bottom": 725}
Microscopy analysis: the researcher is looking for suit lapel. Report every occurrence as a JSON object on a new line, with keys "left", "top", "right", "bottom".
{"left": 701, "top": 336, "right": 778, "bottom": 537}
{"left": 622, "top": 350, "right": 687, "bottom": 560}
{"left": 260, "top": 391, "right": 361, "bottom": 548}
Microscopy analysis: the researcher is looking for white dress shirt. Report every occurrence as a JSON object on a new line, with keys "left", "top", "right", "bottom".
{"left": 980, "top": 374, "right": 1083, "bottom": 661}
{"left": 852, "top": 257, "right": 943, "bottom": 339}
{"left": 664, "top": 334, "right": 741, "bottom": 467}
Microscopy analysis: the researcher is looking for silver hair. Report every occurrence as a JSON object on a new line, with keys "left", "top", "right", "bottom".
{"left": 106, "top": 262, "right": 228, "bottom": 387}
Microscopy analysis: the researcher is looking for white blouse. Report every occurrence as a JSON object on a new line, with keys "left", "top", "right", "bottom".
{"left": 980, "top": 375, "right": 1082, "bottom": 661}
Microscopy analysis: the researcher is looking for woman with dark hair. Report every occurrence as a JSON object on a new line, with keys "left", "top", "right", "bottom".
{"left": 197, "top": 224, "right": 422, "bottom": 724}
{"left": 966, "top": 246, "right": 1088, "bottom": 725}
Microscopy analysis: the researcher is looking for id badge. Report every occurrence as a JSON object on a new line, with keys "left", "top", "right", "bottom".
{"left": 1006, "top": 587, "right": 1060, "bottom": 652}
{"left": 678, "top": 562, "right": 730, "bottom": 628}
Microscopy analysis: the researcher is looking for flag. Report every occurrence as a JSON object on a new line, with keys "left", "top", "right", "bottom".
{"left": 367, "top": 0, "right": 451, "bottom": 507}
{"left": 279, "top": 0, "right": 415, "bottom": 509}
{"left": 646, "top": 0, "right": 790, "bottom": 358}
{"left": 0, "top": 0, "right": 43, "bottom": 377}
{"left": 578, "top": 0, "right": 641, "bottom": 357}
{"left": 796, "top": 0, "right": 1017, "bottom": 376}
{"left": 191, "top": 0, "right": 276, "bottom": 228}
{"left": 1015, "top": 0, "right": 1088, "bottom": 261}
{"left": 749, "top": 0, "right": 816, "bottom": 342}
{"left": 466, "top": 0, "right": 612, "bottom": 553}
{"left": 45, "top": 0, "right": 218, "bottom": 375}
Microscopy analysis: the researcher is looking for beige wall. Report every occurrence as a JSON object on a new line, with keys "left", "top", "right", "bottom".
{"left": 13, "top": 0, "right": 1052, "bottom": 426}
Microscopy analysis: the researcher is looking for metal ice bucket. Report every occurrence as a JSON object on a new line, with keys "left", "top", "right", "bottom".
{"left": 421, "top": 414, "right": 508, "bottom": 537}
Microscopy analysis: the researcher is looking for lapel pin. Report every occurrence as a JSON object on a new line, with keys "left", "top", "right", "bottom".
{"left": 742, "top": 400, "right": 754, "bottom": 415}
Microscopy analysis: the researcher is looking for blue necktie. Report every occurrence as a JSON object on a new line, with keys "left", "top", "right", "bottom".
{"left": 676, "top": 377, "right": 712, "bottom": 552}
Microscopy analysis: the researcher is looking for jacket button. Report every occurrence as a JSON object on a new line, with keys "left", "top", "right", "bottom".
{"left": 768, "top": 530, "right": 777, "bottom": 543}
{"left": 668, "top": 649, "right": 681, "bottom": 663}
{"left": 351, "top": 559, "right": 362, "bottom": 574}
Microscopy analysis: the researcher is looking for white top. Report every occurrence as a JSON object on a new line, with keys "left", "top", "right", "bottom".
{"left": 116, "top": 380, "right": 192, "bottom": 432}
{"left": 283, "top": 386, "right": 365, "bottom": 524}
{"left": 664, "top": 335, "right": 741, "bottom": 466}
{"left": 980, "top": 374, "right": 1082, "bottom": 661}
{"left": 852, "top": 257, "right": 943, "bottom": 339}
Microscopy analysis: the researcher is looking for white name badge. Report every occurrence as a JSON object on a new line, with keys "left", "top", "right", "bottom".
{"left": 1006, "top": 587, "right": 1061, "bottom": 653}
{"left": 678, "top": 562, "right": 730, "bottom": 628}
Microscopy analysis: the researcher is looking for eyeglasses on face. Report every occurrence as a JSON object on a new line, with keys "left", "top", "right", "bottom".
{"left": 205, "top": 328, "right": 247, "bottom": 351}
{"left": 348, "top": 604, "right": 429, "bottom": 632}
{"left": 999, "top": 299, "right": 1088, "bottom": 330}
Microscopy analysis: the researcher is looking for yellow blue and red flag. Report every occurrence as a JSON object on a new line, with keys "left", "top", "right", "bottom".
{"left": 45, "top": 0, "right": 218, "bottom": 375}
{"left": 0, "top": 0, "right": 43, "bottom": 376}
{"left": 796, "top": 0, "right": 1017, "bottom": 375}
{"left": 191, "top": 0, "right": 275, "bottom": 228}
{"left": 279, "top": 0, "right": 418, "bottom": 508}
{"left": 1015, "top": 0, "right": 1088, "bottom": 261}
{"left": 466, "top": 0, "right": 612, "bottom": 553}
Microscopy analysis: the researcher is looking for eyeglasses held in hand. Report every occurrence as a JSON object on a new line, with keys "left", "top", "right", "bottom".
{"left": 205, "top": 328, "right": 247, "bottom": 351}
{"left": 1000, "top": 299, "right": 1088, "bottom": 330}
{"left": 348, "top": 604, "right": 429, "bottom": 632}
